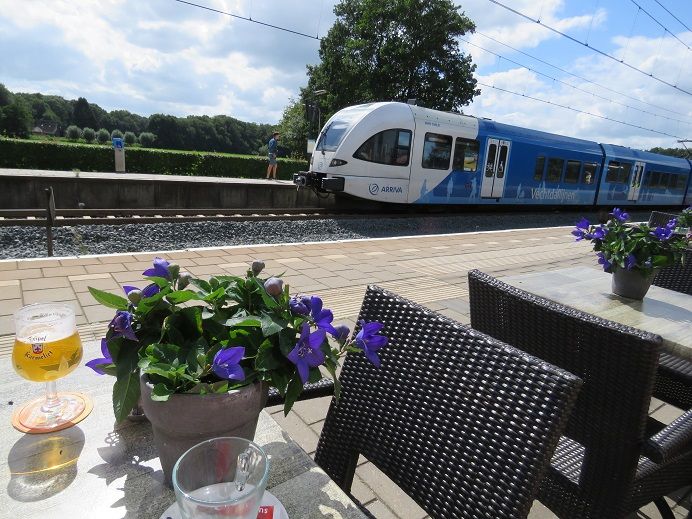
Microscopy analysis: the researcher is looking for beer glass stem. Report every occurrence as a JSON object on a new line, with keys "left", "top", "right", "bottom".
{"left": 41, "top": 380, "right": 61, "bottom": 413}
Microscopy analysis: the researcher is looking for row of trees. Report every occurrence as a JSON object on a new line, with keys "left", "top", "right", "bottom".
{"left": 0, "top": 84, "right": 274, "bottom": 155}
{"left": 63, "top": 126, "right": 157, "bottom": 147}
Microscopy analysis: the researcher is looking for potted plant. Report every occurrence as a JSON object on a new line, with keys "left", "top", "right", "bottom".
{"left": 573, "top": 208, "right": 690, "bottom": 299}
{"left": 87, "top": 258, "right": 387, "bottom": 482}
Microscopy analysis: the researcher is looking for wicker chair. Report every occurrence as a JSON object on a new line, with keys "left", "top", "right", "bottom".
{"left": 315, "top": 285, "right": 582, "bottom": 519}
{"left": 468, "top": 269, "right": 692, "bottom": 519}
{"left": 648, "top": 211, "right": 692, "bottom": 410}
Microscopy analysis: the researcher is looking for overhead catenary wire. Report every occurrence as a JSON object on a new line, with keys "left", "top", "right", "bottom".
{"left": 475, "top": 31, "right": 683, "bottom": 118}
{"left": 627, "top": 0, "right": 691, "bottom": 51}
{"left": 485, "top": 0, "right": 692, "bottom": 96}
{"left": 172, "top": 0, "right": 321, "bottom": 40}
{"left": 475, "top": 80, "right": 685, "bottom": 140}
{"left": 463, "top": 35, "right": 691, "bottom": 127}
{"left": 652, "top": 0, "right": 691, "bottom": 33}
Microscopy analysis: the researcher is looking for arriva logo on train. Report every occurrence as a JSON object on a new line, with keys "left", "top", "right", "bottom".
{"left": 369, "top": 184, "right": 403, "bottom": 195}
{"left": 530, "top": 188, "right": 577, "bottom": 201}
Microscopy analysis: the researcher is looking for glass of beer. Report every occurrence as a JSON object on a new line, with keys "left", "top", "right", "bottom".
{"left": 12, "top": 303, "right": 90, "bottom": 433}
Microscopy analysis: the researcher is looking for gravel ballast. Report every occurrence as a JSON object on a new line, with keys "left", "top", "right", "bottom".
{"left": 0, "top": 209, "right": 656, "bottom": 260}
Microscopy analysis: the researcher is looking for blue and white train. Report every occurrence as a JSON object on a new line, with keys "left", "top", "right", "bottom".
{"left": 293, "top": 102, "right": 691, "bottom": 208}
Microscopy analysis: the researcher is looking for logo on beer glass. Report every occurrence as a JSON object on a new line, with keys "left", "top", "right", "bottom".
{"left": 32, "top": 343, "right": 44, "bottom": 354}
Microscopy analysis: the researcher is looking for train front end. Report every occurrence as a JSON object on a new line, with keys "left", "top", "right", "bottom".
{"left": 293, "top": 102, "right": 414, "bottom": 203}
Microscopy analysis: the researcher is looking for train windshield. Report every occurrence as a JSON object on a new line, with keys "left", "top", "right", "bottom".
{"left": 315, "top": 120, "right": 351, "bottom": 152}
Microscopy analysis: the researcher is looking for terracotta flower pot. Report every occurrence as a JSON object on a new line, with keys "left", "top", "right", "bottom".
{"left": 139, "top": 376, "right": 268, "bottom": 485}
{"left": 611, "top": 268, "right": 655, "bottom": 300}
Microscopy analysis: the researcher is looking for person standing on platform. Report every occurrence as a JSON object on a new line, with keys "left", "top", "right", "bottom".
{"left": 266, "top": 132, "right": 280, "bottom": 180}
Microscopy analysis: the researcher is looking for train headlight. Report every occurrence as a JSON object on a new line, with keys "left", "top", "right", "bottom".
{"left": 329, "top": 158, "right": 348, "bottom": 167}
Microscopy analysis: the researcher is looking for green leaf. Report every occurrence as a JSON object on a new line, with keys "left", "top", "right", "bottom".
{"left": 190, "top": 278, "right": 212, "bottom": 294}
{"left": 250, "top": 277, "right": 279, "bottom": 309}
{"left": 256, "top": 339, "right": 283, "bottom": 370}
{"left": 147, "top": 276, "right": 172, "bottom": 288}
{"left": 113, "top": 371, "right": 140, "bottom": 422}
{"left": 151, "top": 382, "right": 173, "bottom": 401}
{"left": 88, "top": 287, "right": 128, "bottom": 310}
{"left": 283, "top": 374, "right": 304, "bottom": 416}
{"left": 203, "top": 286, "right": 227, "bottom": 303}
{"left": 225, "top": 316, "right": 262, "bottom": 327}
{"left": 260, "top": 312, "right": 287, "bottom": 337}
{"left": 166, "top": 290, "right": 203, "bottom": 304}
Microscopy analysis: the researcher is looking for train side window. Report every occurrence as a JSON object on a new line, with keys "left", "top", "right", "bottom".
{"left": 648, "top": 171, "right": 661, "bottom": 187}
{"left": 485, "top": 143, "right": 497, "bottom": 177}
{"left": 547, "top": 158, "right": 564, "bottom": 182}
{"left": 668, "top": 174, "right": 678, "bottom": 189}
{"left": 452, "top": 138, "right": 479, "bottom": 172}
{"left": 660, "top": 172, "right": 669, "bottom": 188}
{"left": 677, "top": 174, "right": 688, "bottom": 189}
{"left": 422, "top": 133, "right": 453, "bottom": 170}
{"left": 354, "top": 129, "right": 412, "bottom": 166}
{"left": 564, "top": 160, "right": 581, "bottom": 183}
{"left": 606, "top": 161, "right": 632, "bottom": 184}
{"left": 582, "top": 163, "right": 597, "bottom": 184}
{"left": 534, "top": 157, "right": 545, "bottom": 181}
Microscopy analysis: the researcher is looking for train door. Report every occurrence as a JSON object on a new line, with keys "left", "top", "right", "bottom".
{"left": 481, "top": 138, "right": 511, "bottom": 198}
{"left": 627, "top": 161, "right": 645, "bottom": 201}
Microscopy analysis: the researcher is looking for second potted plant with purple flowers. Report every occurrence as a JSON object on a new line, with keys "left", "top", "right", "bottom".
{"left": 573, "top": 208, "right": 689, "bottom": 299}
{"left": 87, "top": 257, "right": 387, "bottom": 483}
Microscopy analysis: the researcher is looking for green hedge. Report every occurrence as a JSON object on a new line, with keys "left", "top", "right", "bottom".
{"left": 0, "top": 138, "right": 308, "bottom": 180}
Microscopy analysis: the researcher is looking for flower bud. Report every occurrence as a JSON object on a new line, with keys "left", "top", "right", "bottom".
{"left": 126, "top": 289, "right": 142, "bottom": 305}
{"left": 209, "top": 277, "right": 219, "bottom": 289}
{"left": 168, "top": 263, "right": 180, "bottom": 280}
{"left": 178, "top": 272, "right": 192, "bottom": 290}
{"left": 264, "top": 277, "right": 284, "bottom": 297}
{"left": 251, "top": 260, "right": 265, "bottom": 276}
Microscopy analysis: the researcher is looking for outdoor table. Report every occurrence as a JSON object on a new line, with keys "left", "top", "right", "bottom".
{"left": 0, "top": 351, "right": 367, "bottom": 519}
{"left": 501, "top": 266, "right": 692, "bottom": 362}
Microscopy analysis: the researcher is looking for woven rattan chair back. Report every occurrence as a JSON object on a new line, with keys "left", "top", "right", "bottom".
{"left": 315, "top": 285, "right": 582, "bottom": 519}
{"left": 652, "top": 248, "right": 692, "bottom": 295}
{"left": 648, "top": 211, "right": 680, "bottom": 228}
{"left": 468, "top": 269, "right": 663, "bottom": 518}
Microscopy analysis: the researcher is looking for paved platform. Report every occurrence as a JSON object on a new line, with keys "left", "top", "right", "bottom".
{"left": 1, "top": 226, "right": 689, "bottom": 518}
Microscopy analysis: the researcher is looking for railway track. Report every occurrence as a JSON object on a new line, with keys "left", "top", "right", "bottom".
{"left": 0, "top": 207, "right": 349, "bottom": 226}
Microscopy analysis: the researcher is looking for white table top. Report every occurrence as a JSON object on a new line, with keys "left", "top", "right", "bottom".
{"left": 502, "top": 266, "right": 692, "bottom": 361}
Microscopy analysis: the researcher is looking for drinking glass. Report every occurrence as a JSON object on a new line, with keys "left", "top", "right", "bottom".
{"left": 173, "top": 437, "right": 270, "bottom": 519}
{"left": 12, "top": 303, "right": 91, "bottom": 434}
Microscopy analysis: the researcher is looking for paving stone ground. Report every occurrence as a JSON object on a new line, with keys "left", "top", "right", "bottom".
{"left": 1, "top": 226, "right": 689, "bottom": 518}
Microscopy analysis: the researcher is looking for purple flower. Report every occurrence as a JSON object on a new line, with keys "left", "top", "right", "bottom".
{"left": 212, "top": 346, "right": 245, "bottom": 381}
{"left": 86, "top": 338, "right": 113, "bottom": 375}
{"left": 589, "top": 225, "right": 607, "bottom": 240}
{"left": 666, "top": 218, "right": 678, "bottom": 229}
{"left": 307, "top": 296, "right": 336, "bottom": 334}
{"left": 596, "top": 252, "right": 612, "bottom": 271}
{"left": 651, "top": 226, "right": 673, "bottom": 241}
{"left": 142, "top": 257, "right": 171, "bottom": 279}
{"left": 109, "top": 310, "right": 138, "bottom": 341}
{"left": 355, "top": 321, "right": 388, "bottom": 368}
{"left": 572, "top": 217, "right": 590, "bottom": 241}
{"left": 610, "top": 208, "right": 629, "bottom": 222}
{"left": 625, "top": 253, "right": 637, "bottom": 270}
{"left": 289, "top": 296, "right": 309, "bottom": 315}
{"left": 287, "top": 323, "right": 326, "bottom": 384}
{"left": 331, "top": 324, "right": 351, "bottom": 342}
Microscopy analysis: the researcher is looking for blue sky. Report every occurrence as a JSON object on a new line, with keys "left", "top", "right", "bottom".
{"left": 0, "top": 0, "right": 690, "bottom": 150}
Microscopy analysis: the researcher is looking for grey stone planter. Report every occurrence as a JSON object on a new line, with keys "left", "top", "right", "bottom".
{"left": 611, "top": 268, "right": 655, "bottom": 300}
{"left": 139, "top": 376, "right": 268, "bottom": 485}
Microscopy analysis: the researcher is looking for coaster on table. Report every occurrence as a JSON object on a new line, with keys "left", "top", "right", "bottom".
{"left": 159, "top": 489, "right": 289, "bottom": 519}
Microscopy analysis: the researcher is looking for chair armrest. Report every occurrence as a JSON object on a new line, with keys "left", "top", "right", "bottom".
{"left": 266, "top": 377, "right": 335, "bottom": 407}
{"left": 643, "top": 409, "right": 692, "bottom": 464}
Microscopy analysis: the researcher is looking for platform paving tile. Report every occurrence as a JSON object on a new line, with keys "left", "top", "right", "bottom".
{"left": 0, "top": 268, "right": 43, "bottom": 281}
{"left": 0, "top": 280, "right": 21, "bottom": 300}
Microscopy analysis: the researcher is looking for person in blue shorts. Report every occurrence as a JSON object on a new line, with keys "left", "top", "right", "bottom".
{"left": 266, "top": 132, "right": 280, "bottom": 179}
